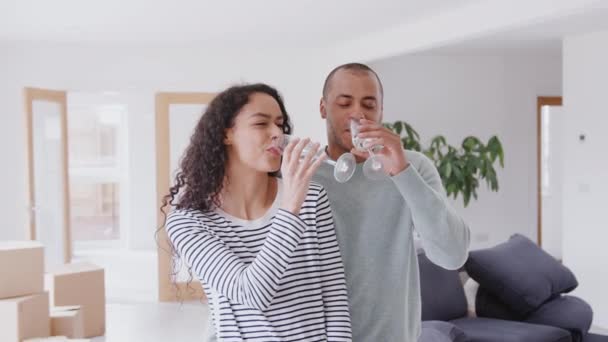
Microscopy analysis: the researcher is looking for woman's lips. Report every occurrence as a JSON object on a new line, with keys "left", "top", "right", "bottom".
{"left": 266, "top": 147, "right": 281, "bottom": 156}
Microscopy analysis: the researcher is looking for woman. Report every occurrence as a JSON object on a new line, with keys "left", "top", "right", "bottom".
{"left": 161, "top": 83, "right": 352, "bottom": 341}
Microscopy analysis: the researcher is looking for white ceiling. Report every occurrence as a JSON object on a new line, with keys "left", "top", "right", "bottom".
{"left": 0, "top": 0, "right": 476, "bottom": 47}
{"left": 419, "top": 4, "right": 608, "bottom": 56}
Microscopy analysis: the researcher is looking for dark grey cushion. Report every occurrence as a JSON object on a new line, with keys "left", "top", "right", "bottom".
{"left": 420, "top": 321, "right": 470, "bottom": 342}
{"left": 465, "top": 234, "right": 578, "bottom": 316}
{"left": 419, "top": 252, "right": 468, "bottom": 321}
{"left": 450, "top": 317, "right": 572, "bottom": 342}
{"left": 476, "top": 286, "right": 525, "bottom": 321}
{"left": 525, "top": 296, "right": 593, "bottom": 342}
{"left": 477, "top": 289, "right": 593, "bottom": 342}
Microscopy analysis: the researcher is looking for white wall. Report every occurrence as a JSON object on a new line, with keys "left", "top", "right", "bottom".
{"left": 371, "top": 54, "right": 563, "bottom": 249}
{"left": 0, "top": 44, "right": 27, "bottom": 241}
{"left": 0, "top": 42, "right": 332, "bottom": 248}
{"left": 563, "top": 30, "right": 608, "bottom": 328}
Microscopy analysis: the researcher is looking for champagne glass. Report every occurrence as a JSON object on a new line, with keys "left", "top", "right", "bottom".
{"left": 276, "top": 135, "right": 356, "bottom": 183}
{"left": 350, "top": 119, "right": 386, "bottom": 180}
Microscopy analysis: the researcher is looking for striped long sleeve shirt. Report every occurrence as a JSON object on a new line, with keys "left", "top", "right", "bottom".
{"left": 166, "top": 181, "right": 352, "bottom": 341}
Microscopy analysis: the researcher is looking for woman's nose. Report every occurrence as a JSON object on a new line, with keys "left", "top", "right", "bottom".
{"left": 271, "top": 124, "right": 283, "bottom": 138}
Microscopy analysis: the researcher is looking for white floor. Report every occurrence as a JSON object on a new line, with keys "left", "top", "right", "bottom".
{"left": 92, "top": 301, "right": 210, "bottom": 342}
{"left": 592, "top": 325, "right": 608, "bottom": 335}
{"left": 73, "top": 249, "right": 212, "bottom": 341}
{"left": 90, "top": 302, "right": 607, "bottom": 341}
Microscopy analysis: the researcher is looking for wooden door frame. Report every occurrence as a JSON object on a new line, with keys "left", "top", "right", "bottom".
{"left": 156, "top": 92, "right": 215, "bottom": 302}
{"left": 24, "top": 87, "right": 72, "bottom": 263}
{"left": 537, "top": 96, "right": 562, "bottom": 247}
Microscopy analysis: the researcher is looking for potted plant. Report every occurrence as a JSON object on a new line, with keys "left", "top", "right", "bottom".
{"left": 384, "top": 121, "right": 504, "bottom": 207}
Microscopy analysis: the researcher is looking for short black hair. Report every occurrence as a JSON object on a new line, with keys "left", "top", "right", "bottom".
{"left": 322, "top": 62, "right": 384, "bottom": 99}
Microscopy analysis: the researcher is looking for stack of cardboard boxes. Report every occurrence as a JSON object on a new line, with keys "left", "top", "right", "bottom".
{"left": 1, "top": 241, "right": 106, "bottom": 342}
{"left": 24, "top": 338, "right": 90, "bottom": 342}
{"left": 46, "top": 262, "right": 106, "bottom": 339}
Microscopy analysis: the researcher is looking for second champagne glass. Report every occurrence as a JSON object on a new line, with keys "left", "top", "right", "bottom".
{"left": 350, "top": 119, "right": 386, "bottom": 180}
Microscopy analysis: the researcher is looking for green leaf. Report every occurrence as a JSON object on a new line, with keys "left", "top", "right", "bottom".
{"left": 395, "top": 122, "right": 403, "bottom": 135}
{"left": 463, "top": 190, "right": 471, "bottom": 207}
{"left": 462, "top": 136, "right": 480, "bottom": 152}
{"left": 447, "top": 183, "right": 457, "bottom": 196}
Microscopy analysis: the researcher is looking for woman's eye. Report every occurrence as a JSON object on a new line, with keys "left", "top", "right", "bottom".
{"left": 255, "top": 122, "right": 267, "bottom": 126}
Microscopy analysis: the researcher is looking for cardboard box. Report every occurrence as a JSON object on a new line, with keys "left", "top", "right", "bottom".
{"left": 0, "top": 292, "right": 50, "bottom": 342}
{"left": 0, "top": 241, "right": 44, "bottom": 299}
{"left": 24, "top": 338, "right": 91, "bottom": 342}
{"left": 51, "top": 306, "right": 84, "bottom": 338}
{"left": 45, "top": 263, "right": 105, "bottom": 338}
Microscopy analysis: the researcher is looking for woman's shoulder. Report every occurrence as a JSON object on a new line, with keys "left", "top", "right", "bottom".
{"left": 167, "top": 208, "right": 224, "bottom": 227}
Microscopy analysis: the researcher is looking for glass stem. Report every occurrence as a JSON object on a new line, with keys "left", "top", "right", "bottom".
{"left": 367, "top": 149, "right": 381, "bottom": 170}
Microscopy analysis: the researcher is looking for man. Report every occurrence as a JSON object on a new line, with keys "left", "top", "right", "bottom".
{"left": 312, "top": 62, "right": 470, "bottom": 341}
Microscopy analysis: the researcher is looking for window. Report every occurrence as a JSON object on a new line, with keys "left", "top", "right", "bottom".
{"left": 68, "top": 93, "right": 126, "bottom": 244}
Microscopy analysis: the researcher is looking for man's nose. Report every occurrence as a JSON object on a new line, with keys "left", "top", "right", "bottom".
{"left": 348, "top": 111, "right": 366, "bottom": 121}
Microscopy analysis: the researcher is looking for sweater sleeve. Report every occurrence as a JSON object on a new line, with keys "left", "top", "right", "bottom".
{"left": 391, "top": 150, "right": 471, "bottom": 270}
{"left": 166, "top": 209, "right": 309, "bottom": 311}
{"left": 315, "top": 187, "right": 352, "bottom": 341}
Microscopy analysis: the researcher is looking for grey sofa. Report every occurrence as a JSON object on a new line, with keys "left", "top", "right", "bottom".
{"left": 418, "top": 251, "right": 572, "bottom": 342}
{"left": 418, "top": 234, "right": 608, "bottom": 342}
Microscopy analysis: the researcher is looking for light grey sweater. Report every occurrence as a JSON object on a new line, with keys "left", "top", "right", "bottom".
{"left": 312, "top": 150, "right": 470, "bottom": 342}
{"left": 206, "top": 150, "right": 469, "bottom": 341}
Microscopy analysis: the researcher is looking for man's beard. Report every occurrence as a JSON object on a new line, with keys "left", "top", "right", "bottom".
{"left": 328, "top": 121, "right": 350, "bottom": 153}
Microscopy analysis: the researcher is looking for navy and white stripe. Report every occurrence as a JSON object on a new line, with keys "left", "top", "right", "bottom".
{"left": 166, "top": 183, "right": 352, "bottom": 341}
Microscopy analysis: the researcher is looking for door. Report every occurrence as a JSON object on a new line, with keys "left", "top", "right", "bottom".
{"left": 24, "top": 87, "right": 72, "bottom": 268}
{"left": 156, "top": 92, "right": 215, "bottom": 302}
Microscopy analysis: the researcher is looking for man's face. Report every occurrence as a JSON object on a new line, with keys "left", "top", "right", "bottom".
{"left": 320, "top": 69, "right": 383, "bottom": 154}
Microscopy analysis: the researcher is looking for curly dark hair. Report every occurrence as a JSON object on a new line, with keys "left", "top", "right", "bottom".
{"left": 162, "top": 83, "right": 292, "bottom": 214}
{"left": 157, "top": 83, "right": 292, "bottom": 299}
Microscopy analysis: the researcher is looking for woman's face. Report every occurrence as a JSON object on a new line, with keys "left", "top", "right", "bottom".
{"left": 226, "top": 92, "right": 285, "bottom": 173}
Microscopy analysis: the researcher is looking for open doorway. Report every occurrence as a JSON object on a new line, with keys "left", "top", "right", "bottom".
{"left": 537, "top": 96, "right": 563, "bottom": 259}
